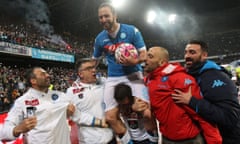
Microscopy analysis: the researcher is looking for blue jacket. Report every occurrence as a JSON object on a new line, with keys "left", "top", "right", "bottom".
{"left": 188, "top": 60, "right": 240, "bottom": 144}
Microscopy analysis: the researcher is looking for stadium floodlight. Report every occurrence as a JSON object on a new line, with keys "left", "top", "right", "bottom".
{"left": 147, "top": 10, "right": 156, "bottom": 24}
{"left": 111, "top": 0, "right": 126, "bottom": 9}
{"left": 168, "top": 14, "right": 177, "bottom": 24}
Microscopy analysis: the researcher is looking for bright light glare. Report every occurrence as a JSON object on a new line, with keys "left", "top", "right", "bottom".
{"left": 168, "top": 14, "right": 177, "bottom": 24}
{"left": 147, "top": 11, "right": 156, "bottom": 24}
{"left": 111, "top": 0, "right": 126, "bottom": 9}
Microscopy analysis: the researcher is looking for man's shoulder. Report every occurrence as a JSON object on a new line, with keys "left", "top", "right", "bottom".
{"left": 49, "top": 90, "right": 65, "bottom": 96}
{"left": 96, "top": 30, "right": 108, "bottom": 39}
{"left": 200, "top": 68, "right": 226, "bottom": 79}
{"left": 120, "top": 23, "right": 137, "bottom": 32}
{"left": 121, "top": 23, "right": 135, "bottom": 29}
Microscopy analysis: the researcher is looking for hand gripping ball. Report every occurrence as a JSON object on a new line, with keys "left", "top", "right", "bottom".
{"left": 115, "top": 43, "right": 138, "bottom": 64}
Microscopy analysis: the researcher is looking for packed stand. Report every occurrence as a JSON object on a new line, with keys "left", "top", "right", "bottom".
{"left": 145, "top": 29, "right": 240, "bottom": 60}
{"left": 0, "top": 23, "right": 93, "bottom": 56}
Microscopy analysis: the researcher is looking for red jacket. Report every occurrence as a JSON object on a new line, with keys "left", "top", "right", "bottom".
{"left": 146, "top": 63, "right": 222, "bottom": 143}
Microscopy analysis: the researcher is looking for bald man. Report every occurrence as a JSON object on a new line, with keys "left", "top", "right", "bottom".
{"left": 144, "top": 47, "right": 222, "bottom": 144}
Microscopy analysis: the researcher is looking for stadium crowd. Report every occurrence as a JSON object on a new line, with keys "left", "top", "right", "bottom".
{"left": 146, "top": 30, "right": 240, "bottom": 60}
{"left": 1, "top": 22, "right": 240, "bottom": 61}
{"left": 0, "top": 23, "right": 93, "bottom": 57}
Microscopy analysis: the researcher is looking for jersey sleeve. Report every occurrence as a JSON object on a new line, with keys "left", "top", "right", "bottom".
{"left": 189, "top": 70, "right": 240, "bottom": 128}
{"left": 132, "top": 27, "right": 146, "bottom": 51}
{"left": 93, "top": 37, "right": 103, "bottom": 58}
{"left": 0, "top": 99, "right": 24, "bottom": 140}
{"left": 66, "top": 87, "right": 95, "bottom": 126}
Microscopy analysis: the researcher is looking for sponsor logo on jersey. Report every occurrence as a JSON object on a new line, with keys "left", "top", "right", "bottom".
{"left": 25, "top": 99, "right": 39, "bottom": 106}
{"left": 104, "top": 43, "right": 123, "bottom": 52}
{"left": 103, "top": 38, "right": 110, "bottom": 42}
{"left": 72, "top": 87, "right": 84, "bottom": 94}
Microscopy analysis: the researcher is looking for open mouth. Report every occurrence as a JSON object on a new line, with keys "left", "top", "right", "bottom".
{"left": 185, "top": 61, "right": 192, "bottom": 65}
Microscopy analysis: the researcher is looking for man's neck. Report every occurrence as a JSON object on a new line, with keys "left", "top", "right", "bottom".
{"left": 108, "top": 23, "right": 120, "bottom": 38}
{"left": 33, "top": 86, "right": 49, "bottom": 93}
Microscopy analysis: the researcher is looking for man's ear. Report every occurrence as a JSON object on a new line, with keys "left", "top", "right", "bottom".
{"left": 158, "top": 59, "right": 165, "bottom": 66}
{"left": 202, "top": 51, "right": 208, "bottom": 60}
{"left": 30, "top": 78, "right": 36, "bottom": 85}
{"left": 78, "top": 72, "right": 83, "bottom": 79}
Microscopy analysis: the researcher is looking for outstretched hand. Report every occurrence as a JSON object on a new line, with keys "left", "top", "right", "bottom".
{"left": 171, "top": 86, "right": 192, "bottom": 104}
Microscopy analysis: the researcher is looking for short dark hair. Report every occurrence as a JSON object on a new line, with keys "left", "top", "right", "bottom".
{"left": 98, "top": 2, "right": 116, "bottom": 15}
{"left": 187, "top": 40, "right": 208, "bottom": 52}
{"left": 75, "top": 58, "right": 95, "bottom": 72}
{"left": 25, "top": 67, "right": 39, "bottom": 87}
{"left": 114, "top": 83, "right": 134, "bottom": 105}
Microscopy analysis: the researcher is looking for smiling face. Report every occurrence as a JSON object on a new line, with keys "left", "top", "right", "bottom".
{"left": 98, "top": 5, "right": 117, "bottom": 32}
{"left": 144, "top": 47, "right": 168, "bottom": 73}
{"left": 31, "top": 67, "right": 51, "bottom": 91}
{"left": 184, "top": 44, "right": 208, "bottom": 69}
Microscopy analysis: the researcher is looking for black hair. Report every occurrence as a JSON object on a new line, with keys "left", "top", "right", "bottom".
{"left": 98, "top": 2, "right": 116, "bottom": 15}
{"left": 114, "top": 83, "right": 134, "bottom": 105}
{"left": 25, "top": 67, "right": 40, "bottom": 87}
{"left": 75, "top": 58, "right": 95, "bottom": 72}
{"left": 187, "top": 40, "right": 208, "bottom": 53}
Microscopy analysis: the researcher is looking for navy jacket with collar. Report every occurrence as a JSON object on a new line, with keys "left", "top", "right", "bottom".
{"left": 188, "top": 60, "right": 240, "bottom": 144}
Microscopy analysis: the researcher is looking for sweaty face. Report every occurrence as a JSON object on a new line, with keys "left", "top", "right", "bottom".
{"left": 144, "top": 48, "right": 161, "bottom": 73}
{"left": 98, "top": 6, "right": 116, "bottom": 31}
{"left": 78, "top": 61, "right": 97, "bottom": 84}
{"left": 184, "top": 44, "right": 207, "bottom": 69}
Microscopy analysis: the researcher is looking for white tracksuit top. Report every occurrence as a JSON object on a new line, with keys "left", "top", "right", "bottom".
{"left": 0, "top": 88, "right": 71, "bottom": 144}
{"left": 66, "top": 79, "right": 113, "bottom": 144}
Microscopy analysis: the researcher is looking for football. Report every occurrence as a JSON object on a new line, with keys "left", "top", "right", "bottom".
{"left": 115, "top": 43, "right": 138, "bottom": 64}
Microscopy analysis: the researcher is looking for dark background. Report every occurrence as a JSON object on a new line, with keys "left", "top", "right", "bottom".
{"left": 1, "top": 0, "right": 240, "bottom": 40}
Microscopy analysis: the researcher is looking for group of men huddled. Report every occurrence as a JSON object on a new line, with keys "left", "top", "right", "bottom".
{"left": 1, "top": 2, "right": 240, "bottom": 144}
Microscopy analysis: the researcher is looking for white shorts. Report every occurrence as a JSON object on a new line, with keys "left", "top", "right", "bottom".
{"left": 104, "top": 71, "right": 149, "bottom": 112}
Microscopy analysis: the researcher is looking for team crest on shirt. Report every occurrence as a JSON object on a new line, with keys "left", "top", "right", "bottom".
{"left": 78, "top": 93, "right": 84, "bottom": 99}
{"left": 51, "top": 94, "right": 59, "bottom": 101}
{"left": 161, "top": 76, "right": 168, "bottom": 82}
{"left": 184, "top": 78, "right": 192, "bottom": 86}
{"left": 120, "top": 32, "right": 126, "bottom": 39}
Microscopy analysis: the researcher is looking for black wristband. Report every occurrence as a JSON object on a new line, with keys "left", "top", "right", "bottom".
{"left": 99, "top": 119, "right": 102, "bottom": 127}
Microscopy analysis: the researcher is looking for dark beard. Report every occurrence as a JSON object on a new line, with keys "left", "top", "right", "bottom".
{"left": 187, "top": 61, "right": 206, "bottom": 77}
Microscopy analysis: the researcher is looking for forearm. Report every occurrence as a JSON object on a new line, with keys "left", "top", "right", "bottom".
{"left": 71, "top": 110, "right": 107, "bottom": 127}
{"left": 0, "top": 122, "right": 18, "bottom": 140}
{"left": 142, "top": 109, "right": 158, "bottom": 132}
{"left": 71, "top": 110, "right": 94, "bottom": 126}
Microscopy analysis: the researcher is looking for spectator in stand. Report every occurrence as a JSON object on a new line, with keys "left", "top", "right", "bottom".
{"left": 172, "top": 40, "right": 240, "bottom": 143}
